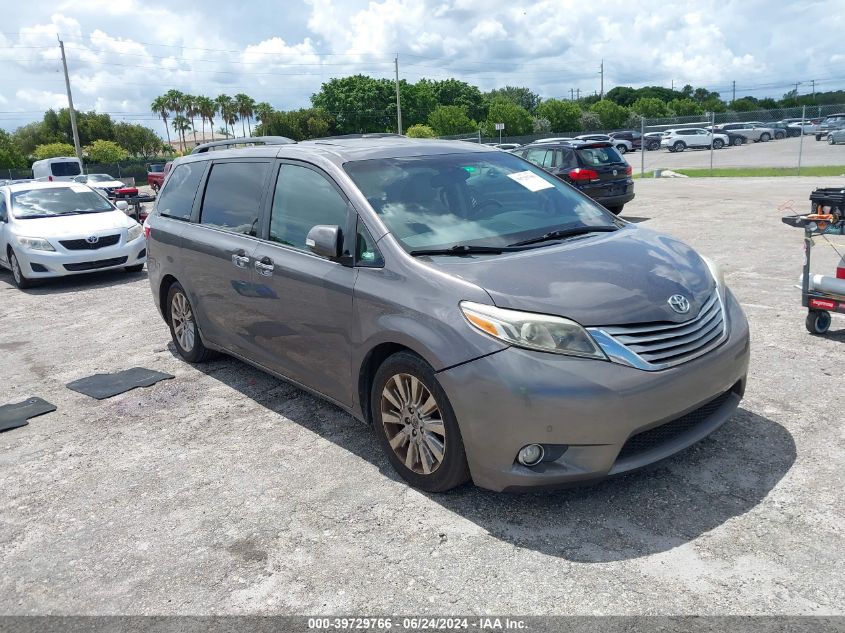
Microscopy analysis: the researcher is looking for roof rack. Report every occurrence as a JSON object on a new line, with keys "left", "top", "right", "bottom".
{"left": 190, "top": 136, "right": 296, "bottom": 154}
{"left": 310, "top": 133, "right": 405, "bottom": 141}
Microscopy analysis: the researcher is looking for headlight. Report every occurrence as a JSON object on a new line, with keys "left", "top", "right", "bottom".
{"left": 460, "top": 301, "right": 606, "bottom": 359}
{"left": 126, "top": 225, "right": 143, "bottom": 242}
{"left": 17, "top": 236, "right": 55, "bottom": 252}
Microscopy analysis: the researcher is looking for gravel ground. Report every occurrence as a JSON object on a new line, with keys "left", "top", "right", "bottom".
{"left": 0, "top": 177, "right": 843, "bottom": 615}
{"left": 632, "top": 135, "right": 845, "bottom": 172}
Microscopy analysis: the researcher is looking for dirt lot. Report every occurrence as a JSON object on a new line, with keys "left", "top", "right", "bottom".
{"left": 634, "top": 135, "right": 845, "bottom": 171}
{"left": 1, "top": 177, "right": 844, "bottom": 615}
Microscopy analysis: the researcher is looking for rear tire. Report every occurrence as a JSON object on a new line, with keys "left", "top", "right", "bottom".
{"left": 616, "top": 144, "right": 627, "bottom": 154}
{"left": 8, "top": 250, "right": 31, "bottom": 289}
{"left": 806, "top": 310, "right": 831, "bottom": 335}
{"left": 606, "top": 205, "right": 624, "bottom": 215}
{"left": 166, "top": 282, "right": 215, "bottom": 363}
{"left": 733, "top": 137, "right": 743, "bottom": 146}
{"left": 775, "top": 131, "right": 785, "bottom": 139}
{"left": 713, "top": 139, "right": 724, "bottom": 149}
{"left": 647, "top": 141, "right": 660, "bottom": 151}
{"left": 672, "top": 141, "right": 685, "bottom": 152}
{"left": 759, "top": 133, "right": 771, "bottom": 142}
{"left": 828, "top": 135, "right": 836, "bottom": 145}
{"left": 371, "top": 351, "right": 470, "bottom": 492}
{"left": 816, "top": 134, "right": 823, "bottom": 141}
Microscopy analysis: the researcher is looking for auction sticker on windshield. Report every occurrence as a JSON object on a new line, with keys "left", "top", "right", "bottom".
{"left": 507, "top": 170, "right": 554, "bottom": 192}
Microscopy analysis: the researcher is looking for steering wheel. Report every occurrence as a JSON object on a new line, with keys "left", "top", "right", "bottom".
{"left": 470, "top": 198, "right": 503, "bottom": 218}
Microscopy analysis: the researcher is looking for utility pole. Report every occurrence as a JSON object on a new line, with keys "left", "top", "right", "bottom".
{"left": 58, "top": 36, "right": 82, "bottom": 164}
{"left": 394, "top": 54, "right": 402, "bottom": 135}
{"left": 576, "top": 88, "right": 581, "bottom": 100}
{"left": 811, "top": 79, "right": 815, "bottom": 97}
{"left": 731, "top": 80, "right": 736, "bottom": 104}
{"left": 671, "top": 79, "right": 674, "bottom": 91}
{"left": 794, "top": 82, "right": 800, "bottom": 95}
{"left": 599, "top": 59, "right": 604, "bottom": 99}
{"left": 570, "top": 88, "right": 574, "bottom": 101}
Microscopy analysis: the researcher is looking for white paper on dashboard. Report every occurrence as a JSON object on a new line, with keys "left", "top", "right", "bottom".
{"left": 507, "top": 170, "right": 555, "bottom": 192}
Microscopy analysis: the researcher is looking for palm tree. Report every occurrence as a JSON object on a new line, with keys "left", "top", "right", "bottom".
{"left": 171, "top": 115, "right": 192, "bottom": 154}
{"left": 150, "top": 95, "right": 173, "bottom": 151}
{"left": 196, "top": 96, "right": 216, "bottom": 142}
{"left": 184, "top": 94, "right": 199, "bottom": 146}
{"left": 234, "top": 93, "right": 256, "bottom": 136}
{"left": 215, "top": 126, "right": 231, "bottom": 139}
{"left": 254, "top": 101, "right": 274, "bottom": 133}
{"left": 164, "top": 89, "right": 186, "bottom": 152}
{"left": 215, "top": 94, "right": 237, "bottom": 137}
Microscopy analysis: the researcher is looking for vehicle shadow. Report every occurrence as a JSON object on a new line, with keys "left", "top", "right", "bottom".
{"left": 0, "top": 267, "right": 146, "bottom": 295}
{"left": 186, "top": 349, "right": 796, "bottom": 563}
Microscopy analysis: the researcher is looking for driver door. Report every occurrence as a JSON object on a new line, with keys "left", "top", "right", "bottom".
{"left": 0, "top": 195, "right": 9, "bottom": 269}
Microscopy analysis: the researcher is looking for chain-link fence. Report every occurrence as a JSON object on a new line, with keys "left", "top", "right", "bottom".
{"left": 440, "top": 104, "right": 845, "bottom": 178}
{"left": 3, "top": 159, "right": 161, "bottom": 184}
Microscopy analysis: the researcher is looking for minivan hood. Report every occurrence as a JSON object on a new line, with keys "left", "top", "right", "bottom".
{"left": 12, "top": 210, "right": 133, "bottom": 237}
{"left": 426, "top": 226, "right": 714, "bottom": 326}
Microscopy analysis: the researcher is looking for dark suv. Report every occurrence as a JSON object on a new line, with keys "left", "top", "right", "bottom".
{"left": 609, "top": 130, "right": 643, "bottom": 150}
{"left": 516, "top": 141, "right": 634, "bottom": 214}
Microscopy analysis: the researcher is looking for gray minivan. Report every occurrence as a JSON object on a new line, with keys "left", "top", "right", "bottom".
{"left": 146, "top": 137, "right": 750, "bottom": 492}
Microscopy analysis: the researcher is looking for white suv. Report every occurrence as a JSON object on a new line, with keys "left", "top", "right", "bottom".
{"left": 660, "top": 128, "right": 730, "bottom": 152}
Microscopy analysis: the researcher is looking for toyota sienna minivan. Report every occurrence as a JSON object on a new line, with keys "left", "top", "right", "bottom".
{"left": 145, "top": 136, "right": 750, "bottom": 492}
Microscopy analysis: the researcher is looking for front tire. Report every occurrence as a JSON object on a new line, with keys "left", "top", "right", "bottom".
{"left": 713, "top": 139, "right": 724, "bottom": 149}
{"left": 125, "top": 264, "right": 145, "bottom": 273}
{"left": 806, "top": 310, "right": 831, "bottom": 335}
{"left": 8, "top": 250, "right": 31, "bottom": 289}
{"left": 606, "top": 205, "right": 624, "bottom": 215}
{"left": 166, "top": 282, "right": 214, "bottom": 362}
{"left": 828, "top": 135, "right": 836, "bottom": 145}
{"left": 371, "top": 351, "right": 470, "bottom": 492}
{"left": 759, "top": 133, "right": 771, "bottom": 142}
{"left": 616, "top": 144, "right": 627, "bottom": 154}
{"left": 672, "top": 141, "right": 685, "bottom": 152}
{"left": 733, "top": 137, "right": 744, "bottom": 146}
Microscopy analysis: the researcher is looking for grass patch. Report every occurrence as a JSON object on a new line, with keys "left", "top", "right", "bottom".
{"left": 635, "top": 165, "right": 845, "bottom": 178}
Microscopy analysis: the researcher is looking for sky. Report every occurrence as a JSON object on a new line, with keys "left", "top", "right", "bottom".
{"left": 1, "top": 0, "right": 843, "bottom": 136}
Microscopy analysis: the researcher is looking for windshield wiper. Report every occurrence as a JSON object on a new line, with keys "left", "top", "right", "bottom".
{"left": 509, "top": 225, "right": 618, "bottom": 247}
{"left": 409, "top": 244, "right": 513, "bottom": 256}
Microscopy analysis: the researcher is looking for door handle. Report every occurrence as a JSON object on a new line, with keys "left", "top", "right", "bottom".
{"left": 254, "top": 256, "right": 274, "bottom": 276}
{"left": 231, "top": 252, "right": 250, "bottom": 268}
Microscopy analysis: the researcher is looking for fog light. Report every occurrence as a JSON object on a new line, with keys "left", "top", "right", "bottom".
{"left": 518, "top": 444, "right": 544, "bottom": 466}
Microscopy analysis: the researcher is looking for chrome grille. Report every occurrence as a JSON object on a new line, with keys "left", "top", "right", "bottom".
{"left": 589, "top": 290, "right": 726, "bottom": 370}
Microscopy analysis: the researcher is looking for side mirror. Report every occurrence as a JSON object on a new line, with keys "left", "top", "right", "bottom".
{"left": 305, "top": 225, "right": 342, "bottom": 259}
{"left": 115, "top": 200, "right": 129, "bottom": 211}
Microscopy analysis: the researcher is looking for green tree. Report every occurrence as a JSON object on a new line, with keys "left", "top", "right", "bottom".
{"left": 535, "top": 99, "right": 582, "bottom": 132}
{"left": 0, "top": 130, "right": 27, "bottom": 168}
{"left": 630, "top": 97, "right": 670, "bottom": 119}
{"left": 312, "top": 75, "right": 395, "bottom": 134}
{"left": 183, "top": 95, "right": 199, "bottom": 145}
{"left": 113, "top": 123, "right": 162, "bottom": 157}
{"left": 150, "top": 96, "right": 173, "bottom": 151}
{"left": 427, "top": 105, "right": 477, "bottom": 136}
{"left": 256, "top": 108, "right": 334, "bottom": 141}
{"left": 254, "top": 102, "right": 274, "bottom": 131}
{"left": 195, "top": 96, "right": 217, "bottom": 141}
{"left": 421, "top": 78, "right": 487, "bottom": 121}
{"left": 668, "top": 98, "right": 704, "bottom": 116}
{"left": 234, "top": 93, "right": 256, "bottom": 136}
{"left": 589, "top": 99, "right": 629, "bottom": 129}
{"left": 486, "top": 86, "right": 541, "bottom": 112}
{"left": 171, "top": 115, "right": 192, "bottom": 152}
{"left": 164, "top": 89, "right": 186, "bottom": 151}
{"left": 579, "top": 111, "right": 600, "bottom": 131}
{"left": 605, "top": 86, "right": 639, "bottom": 107}
{"left": 486, "top": 99, "right": 533, "bottom": 135}
{"left": 405, "top": 124, "right": 437, "bottom": 138}
{"left": 33, "top": 142, "right": 76, "bottom": 160}
{"left": 730, "top": 97, "right": 759, "bottom": 112}
{"left": 84, "top": 139, "right": 128, "bottom": 163}
{"left": 399, "top": 80, "right": 438, "bottom": 128}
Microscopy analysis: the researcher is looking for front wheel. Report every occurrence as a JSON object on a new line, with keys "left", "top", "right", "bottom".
{"left": 828, "top": 135, "right": 836, "bottom": 145}
{"left": 125, "top": 264, "right": 145, "bottom": 273}
{"left": 775, "top": 132, "right": 785, "bottom": 139}
{"left": 616, "top": 144, "right": 627, "bottom": 154}
{"left": 759, "top": 133, "right": 771, "bottom": 142}
{"left": 713, "top": 139, "right": 724, "bottom": 149}
{"left": 371, "top": 351, "right": 470, "bottom": 492}
{"left": 647, "top": 141, "right": 660, "bottom": 151}
{"left": 806, "top": 310, "right": 831, "bottom": 335}
{"left": 733, "top": 137, "right": 744, "bottom": 146}
{"left": 606, "top": 205, "right": 624, "bottom": 215}
{"left": 8, "top": 250, "right": 31, "bottom": 289}
{"left": 166, "top": 282, "right": 215, "bottom": 362}
{"left": 672, "top": 141, "right": 685, "bottom": 152}
{"left": 816, "top": 134, "right": 823, "bottom": 141}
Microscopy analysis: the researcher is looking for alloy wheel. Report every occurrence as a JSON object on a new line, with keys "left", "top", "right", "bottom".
{"left": 10, "top": 253, "right": 21, "bottom": 285}
{"left": 170, "top": 291, "right": 196, "bottom": 352}
{"left": 380, "top": 373, "right": 446, "bottom": 475}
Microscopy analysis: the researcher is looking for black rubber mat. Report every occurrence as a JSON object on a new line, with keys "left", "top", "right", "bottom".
{"left": 0, "top": 397, "right": 57, "bottom": 433}
{"left": 66, "top": 367, "right": 174, "bottom": 400}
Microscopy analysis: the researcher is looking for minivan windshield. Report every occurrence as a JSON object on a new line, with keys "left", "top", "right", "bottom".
{"left": 11, "top": 186, "right": 114, "bottom": 219}
{"left": 344, "top": 151, "right": 616, "bottom": 252}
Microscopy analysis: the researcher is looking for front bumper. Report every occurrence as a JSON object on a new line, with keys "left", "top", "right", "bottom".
{"left": 437, "top": 290, "right": 750, "bottom": 492}
{"left": 15, "top": 236, "right": 147, "bottom": 278}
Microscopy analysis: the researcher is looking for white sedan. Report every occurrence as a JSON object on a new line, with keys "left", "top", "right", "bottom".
{"left": 0, "top": 181, "right": 147, "bottom": 289}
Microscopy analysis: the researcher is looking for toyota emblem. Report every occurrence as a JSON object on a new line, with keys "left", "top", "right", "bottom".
{"left": 668, "top": 294, "right": 691, "bottom": 314}
{"left": 85, "top": 235, "right": 99, "bottom": 244}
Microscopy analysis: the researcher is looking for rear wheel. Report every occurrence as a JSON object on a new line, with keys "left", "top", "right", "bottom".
{"left": 615, "top": 144, "right": 627, "bottom": 154}
{"left": 713, "top": 139, "right": 724, "bottom": 149}
{"left": 775, "top": 131, "right": 785, "bottom": 139}
{"left": 672, "top": 141, "right": 685, "bottom": 152}
{"left": 828, "top": 135, "right": 836, "bottom": 145}
{"left": 7, "top": 250, "right": 31, "bottom": 289}
{"left": 371, "top": 351, "right": 470, "bottom": 492}
{"left": 806, "top": 310, "right": 831, "bottom": 335}
{"left": 816, "top": 134, "right": 823, "bottom": 141}
{"left": 759, "top": 132, "right": 771, "bottom": 142}
{"left": 606, "top": 205, "right": 624, "bottom": 215}
{"left": 166, "top": 282, "right": 215, "bottom": 362}
{"left": 647, "top": 141, "right": 660, "bottom": 151}
{"left": 733, "top": 137, "right": 744, "bottom": 146}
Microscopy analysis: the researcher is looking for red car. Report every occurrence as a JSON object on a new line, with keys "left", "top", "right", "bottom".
{"left": 147, "top": 161, "right": 172, "bottom": 192}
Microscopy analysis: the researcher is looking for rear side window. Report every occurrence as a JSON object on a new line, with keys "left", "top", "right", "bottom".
{"left": 200, "top": 161, "right": 270, "bottom": 235}
{"left": 269, "top": 164, "right": 349, "bottom": 252}
{"left": 524, "top": 148, "right": 553, "bottom": 168}
{"left": 157, "top": 162, "right": 205, "bottom": 220}
{"left": 51, "top": 161, "right": 81, "bottom": 177}
{"left": 555, "top": 149, "right": 577, "bottom": 169}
